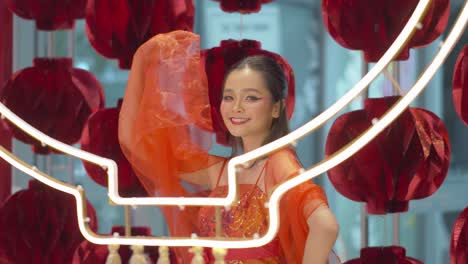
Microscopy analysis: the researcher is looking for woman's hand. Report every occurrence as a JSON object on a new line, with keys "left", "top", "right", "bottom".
{"left": 118, "top": 36, "right": 160, "bottom": 151}
{"left": 131, "top": 33, "right": 164, "bottom": 69}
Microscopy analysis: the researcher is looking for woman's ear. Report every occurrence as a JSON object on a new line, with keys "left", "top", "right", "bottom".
{"left": 272, "top": 99, "right": 284, "bottom": 118}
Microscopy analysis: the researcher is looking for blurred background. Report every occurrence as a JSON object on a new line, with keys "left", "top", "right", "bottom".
{"left": 3, "top": 0, "right": 467, "bottom": 263}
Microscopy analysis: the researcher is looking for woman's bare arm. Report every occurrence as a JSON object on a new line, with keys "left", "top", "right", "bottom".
{"left": 178, "top": 160, "right": 225, "bottom": 189}
{"left": 302, "top": 205, "right": 339, "bottom": 264}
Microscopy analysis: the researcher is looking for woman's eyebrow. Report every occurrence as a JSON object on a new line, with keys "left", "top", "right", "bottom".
{"left": 242, "top": 88, "right": 262, "bottom": 93}
{"left": 223, "top": 88, "right": 262, "bottom": 93}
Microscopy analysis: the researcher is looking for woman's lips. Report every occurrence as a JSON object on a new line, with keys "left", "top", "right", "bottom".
{"left": 230, "top": 117, "right": 250, "bottom": 125}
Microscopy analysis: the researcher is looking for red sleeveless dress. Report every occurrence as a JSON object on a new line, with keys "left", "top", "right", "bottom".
{"left": 198, "top": 161, "right": 281, "bottom": 263}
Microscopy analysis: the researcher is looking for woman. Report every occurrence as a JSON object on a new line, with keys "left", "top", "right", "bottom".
{"left": 119, "top": 30, "right": 339, "bottom": 263}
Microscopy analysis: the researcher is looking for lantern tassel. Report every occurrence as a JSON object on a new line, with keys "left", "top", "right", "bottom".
{"left": 129, "top": 245, "right": 150, "bottom": 264}
{"left": 157, "top": 246, "right": 170, "bottom": 264}
{"left": 190, "top": 246, "right": 204, "bottom": 264}
{"left": 213, "top": 248, "right": 227, "bottom": 264}
{"left": 105, "top": 244, "right": 122, "bottom": 264}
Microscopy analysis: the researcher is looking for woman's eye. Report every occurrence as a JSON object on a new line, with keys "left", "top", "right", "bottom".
{"left": 245, "top": 96, "right": 260, "bottom": 101}
{"left": 222, "top": 95, "right": 233, "bottom": 101}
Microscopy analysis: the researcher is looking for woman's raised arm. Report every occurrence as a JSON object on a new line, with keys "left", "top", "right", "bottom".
{"left": 118, "top": 33, "right": 224, "bottom": 191}
{"left": 118, "top": 39, "right": 156, "bottom": 151}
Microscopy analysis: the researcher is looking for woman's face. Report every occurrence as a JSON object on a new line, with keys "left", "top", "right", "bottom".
{"left": 220, "top": 67, "right": 280, "bottom": 144}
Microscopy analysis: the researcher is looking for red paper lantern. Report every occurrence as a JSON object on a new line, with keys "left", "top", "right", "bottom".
{"left": 72, "top": 226, "right": 167, "bottom": 264}
{"left": 4, "top": 0, "right": 86, "bottom": 30}
{"left": 322, "top": 0, "right": 449, "bottom": 62}
{"left": 202, "top": 39, "right": 295, "bottom": 145}
{"left": 451, "top": 207, "right": 468, "bottom": 264}
{"left": 85, "top": 0, "right": 194, "bottom": 69}
{"left": 0, "top": 58, "right": 105, "bottom": 154}
{"left": 212, "top": 0, "right": 273, "bottom": 13}
{"left": 0, "top": 180, "right": 98, "bottom": 264}
{"left": 80, "top": 99, "right": 147, "bottom": 197}
{"left": 325, "top": 96, "right": 450, "bottom": 214}
{"left": 453, "top": 45, "right": 468, "bottom": 125}
{"left": 345, "top": 246, "right": 422, "bottom": 264}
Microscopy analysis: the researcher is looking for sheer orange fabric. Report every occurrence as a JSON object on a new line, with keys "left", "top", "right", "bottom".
{"left": 124, "top": 30, "right": 223, "bottom": 195}
{"left": 120, "top": 30, "right": 224, "bottom": 262}
{"left": 265, "top": 148, "right": 329, "bottom": 263}
{"left": 196, "top": 148, "right": 329, "bottom": 263}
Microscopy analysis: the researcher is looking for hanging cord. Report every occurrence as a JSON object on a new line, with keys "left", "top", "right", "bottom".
{"left": 240, "top": 13, "right": 244, "bottom": 40}
{"left": 382, "top": 67, "right": 406, "bottom": 96}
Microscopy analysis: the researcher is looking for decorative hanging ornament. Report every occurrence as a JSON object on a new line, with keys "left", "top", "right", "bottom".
{"left": 452, "top": 45, "right": 468, "bottom": 125}
{"left": 0, "top": 58, "right": 105, "bottom": 154}
{"left": 344, "top": 246, "right": 422, "bottom": 264}
{"left": 80, "top": 99, "right": 147, "bottom": 197}
{"left": 451, "top": 207, "right": 468, "bottom": 264}
{"left": 4, "top": 0, "right": 87, "bottom": 30}
{"left": 0, "top": 180, "right": 98, "bottom": 264}
{"left": 212, "top": 0, "right": 273, "bottom": 13}
{"left": 85, "top": 0, "right": 194, "bottom": 69}
{"left": 72, "top": 226, "right": 165, "bottom": 264}
{"left": 322, "top": 0, "right": 450, "bottom": 62}
{"left": 202, "top": 39, "right": 295, "bottom": 145}
{"left": 325, "top": 96, "right": 450, "bottom": 214}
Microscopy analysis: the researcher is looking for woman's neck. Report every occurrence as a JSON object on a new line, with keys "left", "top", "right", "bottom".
{"left": 241, "top": 134, "right": 268, "bottom": 153}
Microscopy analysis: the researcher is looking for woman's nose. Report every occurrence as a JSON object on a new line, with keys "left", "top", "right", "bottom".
{"left": 232, "top": 99, "right": 244, "bottom": 112}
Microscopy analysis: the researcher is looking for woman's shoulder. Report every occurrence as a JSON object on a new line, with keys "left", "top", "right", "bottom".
{"left": 265, "top": 147, "right": 302, "bottom": 184}
{"left": 267, "top": 146, "right": 300, "bottom": 164}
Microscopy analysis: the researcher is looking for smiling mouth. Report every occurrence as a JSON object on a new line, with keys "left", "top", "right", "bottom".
{"left": 230, "top": 118, "right": 250, "bottom": 125}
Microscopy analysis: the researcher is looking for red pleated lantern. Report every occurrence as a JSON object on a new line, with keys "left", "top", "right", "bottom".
{"left": 202, "top": 39, "right": 295, "bottom": 145}
{"left": 212, "top": 0, "right": 273, "bottom": 13}
{"left": 451, "top": 207, "right": 468, "bottom": 264}
{"left": 80, "top": 99, "right": 147, "bottom": 197}
{"left": 325, "top": 96, "right": 450, "bottom": 214}
{"left": 345, "top": 246, "right": 422, "bottom": 264}
{"left": 453, "top": 45, "right": 468, "bottom": 125}
{"left": 0, "top": 58, "right": 105, "bottom": 154}
{"left": 85, "top": 0, "right": 194, "bottom": 69}
{"left": 322, "top": 0, "right": 449, "bottom": 62}
{"left": 72, "top": 226, "right": 168, "bottom": 264}
{"left": 4, "top": 0, "right": 86, "bottom": 30}
{"left": 0, "top": 180, "right": 98, "bottom": 264}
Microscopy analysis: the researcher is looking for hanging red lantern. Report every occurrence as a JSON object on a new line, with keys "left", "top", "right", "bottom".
{"left": 0, "top": 180, "right": 98, "bottom": 264}
{"left": 325, "top": 96, "right": 450, "bottom": 214}
{"left": 85, "top": 0, "right": 194, "bottom": 69}
{"left": 4, "top": 0, "right": 87, "bottom": 30}
{"left": 322, "top": 0, "right": 449, "bottom": 62}
{"left": 451, "top": 207, "right": 468, "bottom": 264}
{"left": 212, "top": 0, "right": 273, "bottom": 13}
{"left": 453, "top": 45, "right": 468, "bottom": 125}
{"left": 345, "top": 246, "right": 422, "bottom": 264}
{"left": 0, "top": 58, "right": 105, "bottom": 154}
{"left": 72, "top": 226, "right": 167, "bottom": 264}
{"left": 80, "top": 99, "right": 147, "bottom": 197}
{"left": 202, "top": 39, "right": 295, "bottom": 145}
